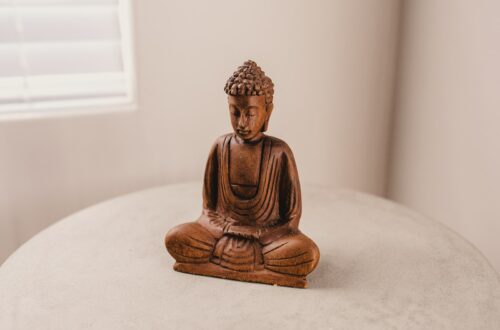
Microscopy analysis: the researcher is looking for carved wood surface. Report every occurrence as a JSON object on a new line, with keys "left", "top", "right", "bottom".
{"left": 164, "top": 61, "right": 320, "bottom": 287}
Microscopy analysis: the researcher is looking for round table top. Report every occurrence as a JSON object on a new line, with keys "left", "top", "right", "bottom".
{"left": 1, "top": 183, "right": 499, "bottom": 330}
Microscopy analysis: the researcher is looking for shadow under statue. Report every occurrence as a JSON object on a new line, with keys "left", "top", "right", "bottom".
{"left": 164, "top": 60, "right": 320, "bottom": 288}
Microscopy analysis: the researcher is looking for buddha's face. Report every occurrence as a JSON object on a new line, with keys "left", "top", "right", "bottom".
{"left": 228, "top": 95, "right": 271, "bottom": 142}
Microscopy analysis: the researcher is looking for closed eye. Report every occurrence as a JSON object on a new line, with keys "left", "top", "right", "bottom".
{"left": 230, "top": 106, "right": 240, "bottom": 117}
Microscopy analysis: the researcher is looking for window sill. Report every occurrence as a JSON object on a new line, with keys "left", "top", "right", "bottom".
{"left": 0, "top": 99, "right": 138, "bottom": 122}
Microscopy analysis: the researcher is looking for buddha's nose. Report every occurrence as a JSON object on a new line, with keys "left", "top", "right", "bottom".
{"left": 238, "top": 116, "right": 248, "bottom": 129}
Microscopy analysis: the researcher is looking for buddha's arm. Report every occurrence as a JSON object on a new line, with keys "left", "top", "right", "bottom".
{"left": 259, "top": 144, "right": 302, "bottom": 245}
{"left": 202, "top": 141, "right": 218, "bottom": 211}
{"left": 198, "top": 141, "right": 226, "bottom": 239}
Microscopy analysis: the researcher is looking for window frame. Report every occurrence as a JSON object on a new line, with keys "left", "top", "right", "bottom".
{"left": 0, "top": 0, "right": 137, "bottom": 121}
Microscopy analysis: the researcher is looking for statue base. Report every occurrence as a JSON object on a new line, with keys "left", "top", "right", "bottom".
{"left": 173, "top": 262, "right": 307, "bottom": 288}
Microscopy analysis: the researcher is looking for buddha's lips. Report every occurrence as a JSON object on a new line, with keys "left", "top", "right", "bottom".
{"left": 237, "top": 129, "right": 250, "bottom": 135}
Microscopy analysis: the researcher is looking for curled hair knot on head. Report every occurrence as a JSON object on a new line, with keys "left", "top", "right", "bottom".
{"left": 224, "top": 60, "right": 274, "bottom": 105}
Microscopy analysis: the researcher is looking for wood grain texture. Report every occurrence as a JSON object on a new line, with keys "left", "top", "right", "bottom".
{"left": 164, "top": 61, "right": 320, "bottom": 287}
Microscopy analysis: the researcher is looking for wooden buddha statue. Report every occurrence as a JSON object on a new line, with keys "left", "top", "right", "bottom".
{"left": 164, "top": 60, "right": 320, "bottom": 288}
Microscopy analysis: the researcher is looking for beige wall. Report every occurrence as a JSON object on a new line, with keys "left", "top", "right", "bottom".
{"left": 389, "top": 0, "right": 500, "bottom": 271}
{"left": 0, "top": 0, "right": 401, "bottom": 263}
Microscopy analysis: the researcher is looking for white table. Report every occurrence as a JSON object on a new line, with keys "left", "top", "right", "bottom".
{"left": 1, "top": 183, "right": 499, "bottom": 329}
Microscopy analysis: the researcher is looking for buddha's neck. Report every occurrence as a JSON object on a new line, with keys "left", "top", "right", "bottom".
{"left": 234, "top": 133, "right": 264, "bottom": 145}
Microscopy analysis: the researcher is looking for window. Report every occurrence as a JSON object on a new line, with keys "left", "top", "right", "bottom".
{"left": 0, "top": 0, "right": 136, "bottom": 118}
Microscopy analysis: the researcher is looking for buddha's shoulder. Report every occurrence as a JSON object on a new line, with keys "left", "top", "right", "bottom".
{"left": 212, "top": 133, "right": 233, "bottom": 146}
{"left": 265, "top": 135, "right": 294, "bottom": 154}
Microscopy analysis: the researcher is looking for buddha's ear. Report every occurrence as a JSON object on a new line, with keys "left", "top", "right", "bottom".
{"left": 261, "top": 103, "right": 274, "bottom": 132}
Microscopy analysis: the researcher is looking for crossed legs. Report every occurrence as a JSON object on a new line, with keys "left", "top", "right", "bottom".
{"left": 165, "top": 222, "right": 319, "bottom": 277}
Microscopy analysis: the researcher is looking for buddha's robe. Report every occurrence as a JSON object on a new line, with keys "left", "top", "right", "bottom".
{"left": 165, "top": 134, "right": 319, "bottom": 277}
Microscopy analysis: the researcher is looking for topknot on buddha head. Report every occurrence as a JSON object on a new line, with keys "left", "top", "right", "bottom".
{"left": 224, "top": 60, "right": 274, "bottom": 105}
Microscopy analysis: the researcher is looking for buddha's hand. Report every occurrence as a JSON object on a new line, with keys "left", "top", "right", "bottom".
{"left": 199, "top": 210, "right": 226, "bottom": 238}
{"left": 224, "top": 224, "right": 260, "bottom": 240}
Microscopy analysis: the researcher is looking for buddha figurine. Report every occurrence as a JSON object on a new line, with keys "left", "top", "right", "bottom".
{"left": 164, "top": 60, "right": 320, "bottom": 288}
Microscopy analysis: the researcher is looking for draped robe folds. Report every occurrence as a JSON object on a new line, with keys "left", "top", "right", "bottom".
{"left": 202, "top": 133, "right": 301, "bottom": 235}
{"left": 165, "top": 133, "right": 319, "bottom": 276}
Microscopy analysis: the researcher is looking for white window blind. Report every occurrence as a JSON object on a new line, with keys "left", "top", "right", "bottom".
{"left": 0, "top": 0, "right": 135, "bottom": 116}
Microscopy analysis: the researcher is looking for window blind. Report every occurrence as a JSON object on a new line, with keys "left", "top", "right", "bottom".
{"left": 0, "top": 0, "right": 135, "bottom": 115}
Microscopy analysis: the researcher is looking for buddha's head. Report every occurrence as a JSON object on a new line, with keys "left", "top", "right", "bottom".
{"left": 224, "top": 60, "right": 274, "bottom": 142}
